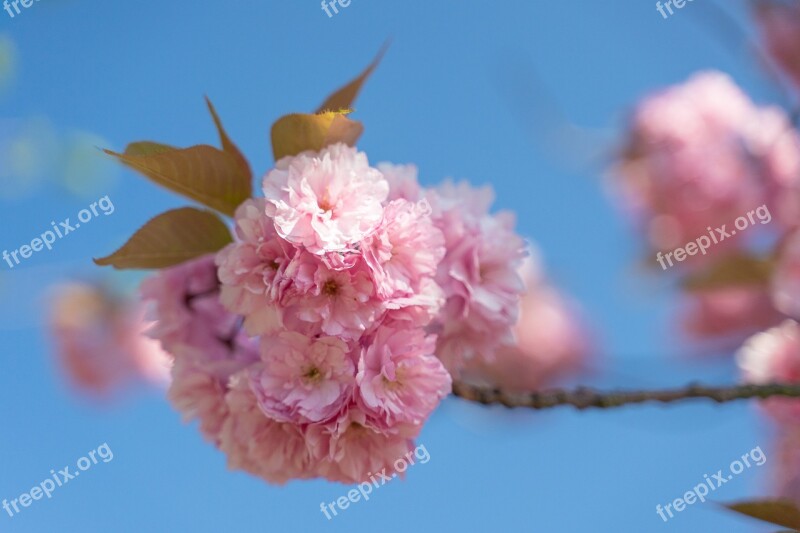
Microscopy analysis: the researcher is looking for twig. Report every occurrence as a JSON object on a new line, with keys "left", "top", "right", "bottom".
{"left": 451, "top": 382, "right": 800, "bottom": 410}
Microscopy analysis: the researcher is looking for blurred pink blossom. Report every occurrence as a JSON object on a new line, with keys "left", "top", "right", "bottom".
{"left": 681, "top": 286, "right": 785, "bottom": 347}
{"left": 772, "top": 228, "right": 800, "bottom": 319}
{"left": 460, "top": 255, "right": 591, "bottom": 391}
{"left": 613, "top": 71, "right": 800, "bottom": 261}
{"left": 48, "top": 282, "right": 171, "bottom": 396}
{"left": 426, "top": 179, "right": 527, "bottom": 374}
{"left": 737, "top": 319, "right": 800, "bottom": 421}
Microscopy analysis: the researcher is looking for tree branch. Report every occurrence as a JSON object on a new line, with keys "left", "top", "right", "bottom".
{"left": 451, "top": 382, "right": 800, "bottom": 410}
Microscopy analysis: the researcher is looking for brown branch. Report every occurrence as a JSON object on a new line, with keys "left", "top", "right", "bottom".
{"left": 451, "top": 381, "right": 800, "bottom": 410}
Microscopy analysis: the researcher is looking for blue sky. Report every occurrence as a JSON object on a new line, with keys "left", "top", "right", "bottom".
{"left": 0, "top": 1, "right": 785, "bottom": 531}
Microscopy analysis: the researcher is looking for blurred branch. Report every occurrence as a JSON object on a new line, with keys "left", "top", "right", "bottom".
{"left": 451, "top": 381, "right": 800, "bottom": 410}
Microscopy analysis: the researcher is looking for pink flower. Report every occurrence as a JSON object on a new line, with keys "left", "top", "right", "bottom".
{"left": 361, "top": 198, "right": 445, "bottom": 299}
{"left": 250, "top": 332, "right": 354, "bottom": 424}
{"left": 263, "top": 143, "right": 389, "bottom": 254}
{"left": 737, "top": 320, "right": 800, "bottom": 421}
{"left": 613, "top": 71, "right": 800, "bottom": 257}
{"left": 377, "top": 162, "right": 422, "bottom": 202}
{"left": 216, "top": 199, "right": 293, "bottom": 335}
{"left": 437, "top": 210, "right": 526, "bottom": 334}
{"left": 281, "top": 251, "right": 380, "bottom": 340}
{"left": 423, "top": 180, "right": 527, "bottom": 373}
{"left": 429, "top": 179, "right": 495, "bottom": 224}
{"left": 382, "top": 277, "right": 445, "bottom": 328}
{"left": 219, "top": 374, "right": 318, "bottom": 485}
{"left": 141, "top": 254, "right": 221, "bottom": 348}
{"left": 168, "top": 358, "right": 229, "bottom": 444}
{"left": 434, "top": 327, "right": 505, "bottom": 377}
{"left": 755, "top": 0, "right": 800, "bottom": 92}
{"left": 461, "top": 256, "right": 590, "bottom": 391}
{"left": 357, "top": 326, "right": 452, "bottom": 429}
{"left": 309, "top": 408, "right": 414, "bottom": 484}
{"left": 48, "top": 282, "right": 171, "bottom": 396}
{"left": 142, "top": 255, "right": 258, "bottom": 379}
{"left": 132, "top": 154, "right": 518, "bottom": 486}
{"left": 513, "top": 288, "right": 589, "bottom": 378}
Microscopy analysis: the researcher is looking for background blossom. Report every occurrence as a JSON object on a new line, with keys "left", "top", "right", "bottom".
{"left": 612, "top": 71, "right": 800, "bottom": 258}
{"left": 48, "top": 282, "right": 171, "bottom": 396}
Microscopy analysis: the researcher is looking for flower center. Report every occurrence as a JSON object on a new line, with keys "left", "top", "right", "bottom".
{"left": 322, "top": 279, "right": 340, "bottom": 296}
{"left": 303, "top": 366, "right": 322, "bottom": 383}
{"left": 382, "top": 369, "right": 404, "bottom": 390}
{"left": 318, "top": 197, "right": 333, "bottom": 212}
{"left": 348, "top": 422, "right": 367, "bottom": 436}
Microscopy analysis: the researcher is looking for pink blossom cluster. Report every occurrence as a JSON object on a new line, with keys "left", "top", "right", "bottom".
{"left": 608, "top": 12, "right": 800, "bottom": 504}
{"left": 136, "top": 144, "right": 584, "bottom": 483}
{"left": 612, "top": 71, "right": 800, "bottom": 346}
{"left": 139, "top": 143, "right": 589, "bottom": 484}
{"left": 613, "top": 71, "right": 800, "bottom": 256}
{"left": 142, "top": 144, "right": 458, "bottom": 484}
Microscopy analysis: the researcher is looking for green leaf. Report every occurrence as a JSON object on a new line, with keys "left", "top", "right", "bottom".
{"left": 682, "top": 254, "right": 774, "bottom": 292}
{"left": 123, "top": 141, "right": 176, "bottom": 157}
{"left": 105, "top": 143, "right": 251, "bottom": 217}
{"left": 104, "top": 100, "right": 252, "bottom": 216}
{"left": 724, "top": 499, "right": 800, "bottom": 530}
{"left": 205, "top": 96, "right": 252, "bottom": 181}
{"left": 316, "top": 42, "right": 388, "bottom": 113}
{"left": 269, "top": 43, "right": 386, "bottom": 161}
{"left": 94, "top": 207, "right": 233, "bottom": 269}
{"left": 271, "top": 110, "right": 364, "bottom": 161}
